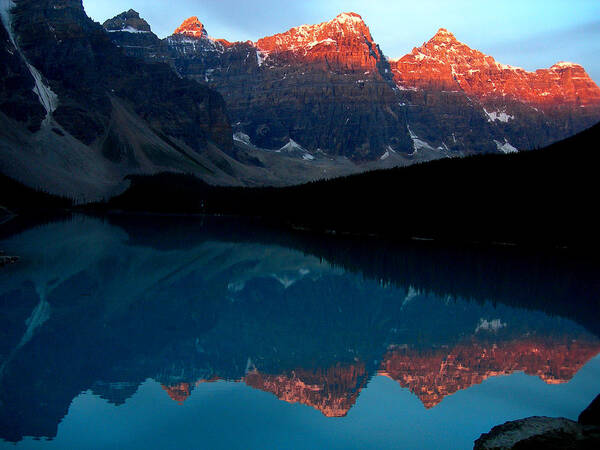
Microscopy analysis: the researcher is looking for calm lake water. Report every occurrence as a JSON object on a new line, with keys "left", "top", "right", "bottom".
{"left": 0, "top": 215, "right": 599, "bottom": 449}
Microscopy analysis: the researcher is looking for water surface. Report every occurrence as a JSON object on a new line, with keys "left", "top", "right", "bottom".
{"left": 0, "top": 216, "right": 598, "bottom": 449}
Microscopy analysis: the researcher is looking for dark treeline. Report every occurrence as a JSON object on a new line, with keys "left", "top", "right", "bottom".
{"left": 3, "top": 123, "right": 599, "bottom": 250}
{"left": 0, "top": 173, "right": 72, "bottom": 212}
{"left": 99, "top": 122, "right": 600, "bottom": 250}
{"left": 107, "top": 214, "right": 600, "bottom": 337}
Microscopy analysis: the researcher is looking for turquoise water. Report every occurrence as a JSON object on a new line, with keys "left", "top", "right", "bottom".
{"left": 0, "top": 215, "right": 598, "bottom": 449}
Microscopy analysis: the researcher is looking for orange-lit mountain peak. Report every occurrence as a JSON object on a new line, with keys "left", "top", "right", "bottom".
{"left": 255, "top": 12, "right": 381, "bottom": 71}
{"left": 428, "top": 27, "right": 460, "bottom": 44}
{"left": 390, "top": 29, "right": 600, "bottom": 108}
{"left": 331, "top": 12, "right": 367, "bottom": 27}
{"left": 161, "top": 382, "right": 192, "bottom": 404}
{"left": 551, "top": 61, "right": 584, "bottom": 71}
{"left": 174, "top": 16, "right": 207, "bottom": 38}
{"left": 335, "top": 11, "right": 363, "bottom": 20}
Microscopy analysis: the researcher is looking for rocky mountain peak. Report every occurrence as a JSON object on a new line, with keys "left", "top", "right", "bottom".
{"left": 256, "top": 11, "right": 375, "bottom": 51}
{"left": 551, "top": 61, "right": 584, "bottom": 71}
{"left": 429, "top": 27, "right": 459, "bottom": 44}
{"left": 174, "top": 16, "right": 207, "bottom": 38}
{"left": 390, "top": 28, "right": 600, "bottom": 109}
{"left": 255, "top": 12, "right": 381, "bottom": 71}
{"left": 103, "top": 9, "right": 152, "bottom": 33}
{"left": 331, "top": 12, "right": 368, "bottom": 29}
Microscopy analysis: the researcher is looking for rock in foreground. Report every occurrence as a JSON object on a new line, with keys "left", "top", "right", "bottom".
{"left": 475, "top": 395, "right": 600, "bottom": 449}
{"left": 579, "top": 394, "right": 600, "bottom": 427}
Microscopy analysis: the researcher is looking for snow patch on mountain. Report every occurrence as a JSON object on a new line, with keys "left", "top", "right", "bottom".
{"left": 27, "top": 62, "right": 58, "bottom": 116}
{"left": 496, "top": 62, "right": 525, "bottom": 72}
{"left": 107, "top": 26, "right": 150, "bottom": 34}
{"left": 475, "top": 318, "right": 507, "bottom": 333}
{"left": 494, "top": 139, "right": 518, "bottom": 154}
{"left": 408, "top": 126, "right": 435, "bottom": 154}
{"left": 256, "top": 50, "right": 266, "bottom": 66}
{"left": 233, "top": 132, "right": 253, "bottom": 145}
{"left": 484, "top": 108, "right": 514, "bottom": 123}
{"left": 1, "top": 0, "right": 58, "bottom": 118}
{"left": 306, "top": 38, "right": 336, "bottom": 50}
{"left": 552, "top": 62, "right": 581, "bottom": 70}
{"left": 168, "top": 34, "right": 225, "bottom": 54}
{"left": 256, "top": 11, "right": 372, "bottom": 54}
{"left": 279, "top": 139, "right": 304, "bottom": 152}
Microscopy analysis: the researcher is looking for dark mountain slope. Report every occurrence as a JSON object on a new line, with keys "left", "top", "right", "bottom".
{"left": 105, "top": 122, "right": 600, "bottom": 249}
{"left": 1, "top": 0, "right": 282, "bottom": 201}
{"left": 8, "top": 0, "right": 231, "bottom": 148}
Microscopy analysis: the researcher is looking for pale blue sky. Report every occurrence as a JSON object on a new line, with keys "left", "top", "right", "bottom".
{"left": 84, "top": 0, "right": 600, "bottom": 83}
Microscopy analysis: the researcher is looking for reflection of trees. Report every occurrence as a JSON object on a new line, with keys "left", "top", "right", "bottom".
{"left": 112, "top": 214, "right": 600, "bottom": 337}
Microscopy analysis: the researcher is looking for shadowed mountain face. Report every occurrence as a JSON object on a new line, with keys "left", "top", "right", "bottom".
{"left": 104, "top": 11, "right": 600, "bottom": 161}
{"left": 4, "top": 1, "right": 356, "bottom": 201}
{"left": 0, "top": 216, "right": 599, "bottom": 442}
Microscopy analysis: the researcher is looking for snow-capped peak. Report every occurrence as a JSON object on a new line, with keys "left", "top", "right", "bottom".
{"left": 255, "top": 11, "right": 376, "bottom": 58}
{"left": 431, "top": 28, "right": 457, "bottom": 42}
{"left": 551, "top": 62, "right": 582, "bottom": 70}
{"left": 332, "top": 12, "right": 365, "bottom": 25}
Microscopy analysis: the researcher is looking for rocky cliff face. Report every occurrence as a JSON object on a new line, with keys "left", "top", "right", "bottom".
{"left": 101, "top": 9, "right": 168, "bottom": 61}
{"left": 0, "top": 6, "right": 46, "bottom": 132}
{"left": 255, "top": 12, "right": 385, "bottom": 72}
{"left": 392, "top": 29, "right": 600, "bottom": 109}
{"left": 162, "top": 13, "right": 412, "bottom": 160}
{"left": 9, "top": 0, "right": 232, "bottom": 148}
{"left": 108, "top": 11, "right": 600, "bottom": 161}
{"left": 0, "top": 0, "right": 243, "bottom": 201}
{"left": 3, "top": 4, "right": 600, "bottom": 198}
{"left": 389, "top": 29, "right": 600, "bottom": 150}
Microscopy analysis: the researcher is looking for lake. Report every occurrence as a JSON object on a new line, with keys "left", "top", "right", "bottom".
{"left": 0, "top": 215, "right": 598, "bottom": 449}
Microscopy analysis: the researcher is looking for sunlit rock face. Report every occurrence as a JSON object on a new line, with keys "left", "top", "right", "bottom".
{"left": 160, "top": 13, "right": 408, "bottom": 160}
{"left": 390, "top": 29, "right": 600, "bottom": 110}
{"left": 132, "top": 11, "right": 600, "bottom": 160}
{"left": 256, "top": 12, "right": 384, "bottom": 72}
{"left": 174, "top": 16, "right": 207, "bottom": 38}
{"left": 380, "top": 337, "right": 600, "bottom": 409}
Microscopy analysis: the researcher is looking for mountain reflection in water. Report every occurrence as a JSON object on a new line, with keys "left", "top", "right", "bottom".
{"left": 0, "top": 215, "right": 598, "bottom": 448}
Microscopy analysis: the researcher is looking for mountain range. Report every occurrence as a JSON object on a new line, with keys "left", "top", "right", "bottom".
{"left": 104, "top": 10, "right": 600, "bottom": 159}
{"left": 1, "top": 1, "right": 599, "bottom": 201}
